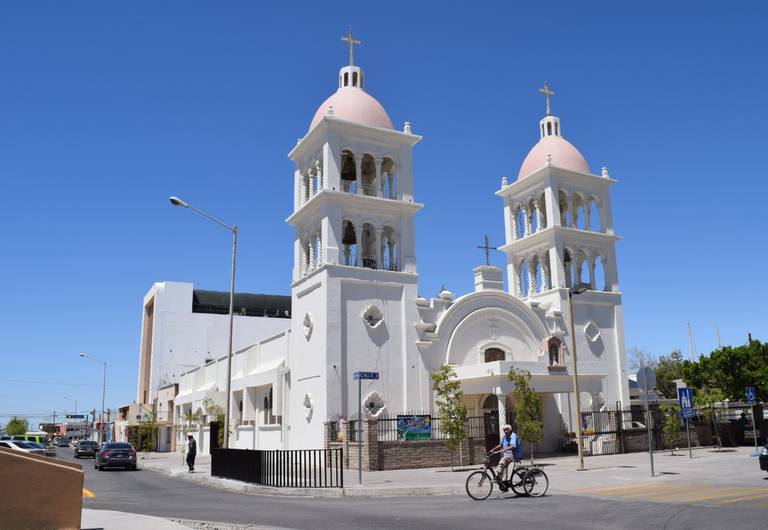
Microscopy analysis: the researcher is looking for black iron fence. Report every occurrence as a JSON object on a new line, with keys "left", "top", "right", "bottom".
{"left": 211, "top": 448, "right": 343, "bottom": 488}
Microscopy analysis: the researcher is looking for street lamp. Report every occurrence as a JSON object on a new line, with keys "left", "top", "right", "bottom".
{"left": 567, "top": 282, "right": 591, "bottom": 471}
{"left": 169, "top": 195, "right": 238, "bottom": 449}
{"left": 80, "top": 353, "right": 107, "bottom": 444}
{"left": 63, "top": 396, "right": 78, "bottom": 416}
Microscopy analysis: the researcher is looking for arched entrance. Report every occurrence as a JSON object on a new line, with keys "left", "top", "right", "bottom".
{"left": 481, "top": 394, "right": 516, "bottom": 464}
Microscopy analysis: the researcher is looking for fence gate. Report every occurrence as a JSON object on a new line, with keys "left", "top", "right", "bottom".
{"left": 580, "top": 408, "right": 659, "bottom": 456}
{"left": 209, "top": 421, "right": 220, "bottom": 451}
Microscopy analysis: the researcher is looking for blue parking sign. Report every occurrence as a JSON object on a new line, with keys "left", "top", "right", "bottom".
{"left": 678, "top": 387, "right": 694, "bottom": 419}
{"left": 746, "top": 386, "right": 756, "bottom": 403}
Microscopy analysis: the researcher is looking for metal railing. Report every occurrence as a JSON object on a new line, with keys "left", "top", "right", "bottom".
{"left": 211, "top": 448, "right": 343, "bottom": 488}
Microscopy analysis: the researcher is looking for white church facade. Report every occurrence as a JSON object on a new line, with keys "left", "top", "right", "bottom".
{"left": 170, "top": 43, "right": 629, "bottom": 457}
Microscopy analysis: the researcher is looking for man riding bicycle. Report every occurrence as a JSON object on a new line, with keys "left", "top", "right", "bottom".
{"left": 490, "top": 423, "right": 521, "bottom": 481}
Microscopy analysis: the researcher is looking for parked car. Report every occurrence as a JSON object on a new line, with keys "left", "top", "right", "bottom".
{"left": 74, "top": 440, "right": 100, "bottom": 459}
{"left": 28, "top": 442, "right": 57, "bottom": 457}
{"left": 94, "top": 442, "right": 137, "bottom": 471}
{"left": 759, "top": 443, "right": 768, "bottom": 473}
{"left": 53, "top": 438, "right": 70, "bottom": 447}
{"left": 0, "top": 440, "right": 46, "bottom": 456}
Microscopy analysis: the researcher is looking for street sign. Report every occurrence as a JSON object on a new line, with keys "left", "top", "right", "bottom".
{"left": 678, "top": 388, "right": 695, "bottom": 419}
{"left": 65, "top": 414, "right": 85, "bottom": 419}
{"left": 746, "top": 386, "right": 756, "bottom": 404}
{"left": 353, "top": 371, "right": 379, "bottom": 380}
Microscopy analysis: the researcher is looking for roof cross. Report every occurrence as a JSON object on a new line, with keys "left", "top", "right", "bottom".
{"left": 538, "top": 81, "right": 555, "bottom": 116}
{"left": 340, "top": 28, "right": 361, "bottom": 66}
{"left": 477, "top": 235, "right": 498, "bottom": 266}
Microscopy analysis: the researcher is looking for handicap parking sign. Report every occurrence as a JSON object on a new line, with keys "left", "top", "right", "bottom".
{"left": 746, "top": 386, "right": 756, "bottom": 404}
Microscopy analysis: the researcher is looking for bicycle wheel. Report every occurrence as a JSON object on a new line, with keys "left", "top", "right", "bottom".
{"left": 510, "top": 467, "right": 528, "bottom": 496}
{"left": 465, "top": 471, "right": 493, "bottom": 500}
{"left": 523, "top": 468, "right": 549, "bottom": 497}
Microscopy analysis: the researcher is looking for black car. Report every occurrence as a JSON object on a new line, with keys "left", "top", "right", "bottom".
{"left": 74, "top": 440, "right": 99, "bottom": 458}
{"left": 759, "top": 443, "right": 768, "bottom": 473}
{"left": 95, "top": 442, "right": 137, "bottom": 471}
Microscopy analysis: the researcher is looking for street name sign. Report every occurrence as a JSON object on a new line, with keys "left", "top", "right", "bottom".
{"left": 353, "top": 371, "right": 379, "bottom": 380}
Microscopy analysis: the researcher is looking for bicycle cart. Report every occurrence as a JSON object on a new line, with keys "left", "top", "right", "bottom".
{"left": 465, "top": 453, "right": 549, "bottom": 501}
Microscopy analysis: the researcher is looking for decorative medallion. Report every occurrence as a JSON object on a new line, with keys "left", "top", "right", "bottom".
{"left": 302, "top": 393, "right": 314, "bottom": 422}
{"left": 584, "top": 320, "right": 601, "bottom": 343}
{"left": 363, "top": 391, "right": 386, "bottom": 418}
{"left": 303, "top": 313, "right": 313, "bottom": 341}
{"left": 362, "top": 305, "right": 384, "bottom": 328}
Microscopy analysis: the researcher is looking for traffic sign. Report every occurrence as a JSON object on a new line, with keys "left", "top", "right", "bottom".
{"left": 678, "top": 388, "right": 695, "bottom": 419}
{"left": 746, "top": 386, "right": 756, "bottom": 404}
{"left": 353, "top": 371, "right": 379, "bottom": 380}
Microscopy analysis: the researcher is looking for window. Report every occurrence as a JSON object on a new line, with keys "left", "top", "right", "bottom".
{"left": 484, "top": 348, "right": 505, "bottom": 362}
{"left": 263, "top": 387, "right": 281, "bottom": 426}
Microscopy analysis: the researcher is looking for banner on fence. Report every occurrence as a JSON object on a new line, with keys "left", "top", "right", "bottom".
{"left": 397, "top": 415, "right": 431, "bottom": 441}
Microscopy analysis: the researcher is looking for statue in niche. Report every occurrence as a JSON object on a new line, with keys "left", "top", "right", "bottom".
{"left": 547, "top": 337, "right": 562, "bottom": 366}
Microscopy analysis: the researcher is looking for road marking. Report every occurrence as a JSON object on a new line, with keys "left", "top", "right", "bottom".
{"left": 82, "top": 488, "right": 95, "bottom": 498}
{"left": 718, "top": 491, "right": 768, "bottom": 505}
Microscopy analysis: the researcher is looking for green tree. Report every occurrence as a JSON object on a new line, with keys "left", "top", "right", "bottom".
{"left": 138, "top": 410, "right": 158, "bottom": 453}
{"left": 681, "top": 340, "right": 768, "bottom": 401}
{"left": 508, "top": 368, "right": 543, "bottom": 464}
{"left": 5, "top": 417, "right": 28, "bottom": 436}
{"left": 697, "top": 387, "right": 726, "bottom": 450}
{"left": 203, "top": 398, "right": 228, "bottom": 448}
{"left": 431, "top": 364, "right": 467, "bottom": 469}
{"left": 659, "top": 403, "right": 680, "bottom": 455}
{"left": 655, "top": 350, "right": 684, "bottom": 398}
{"left": 628, "top": 347, "right": 656, "bottom": 373}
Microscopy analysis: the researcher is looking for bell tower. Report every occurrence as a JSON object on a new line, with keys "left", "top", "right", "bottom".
{"left": 284, "top": 33, "right": 425, "bottom": 449}
{"left": 497, "top": 83, "right": 630, "bottom": 408}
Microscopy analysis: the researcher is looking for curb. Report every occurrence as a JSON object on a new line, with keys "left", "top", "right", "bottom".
{"left": 138, "top": 460, "right": 461, "bottom": 498}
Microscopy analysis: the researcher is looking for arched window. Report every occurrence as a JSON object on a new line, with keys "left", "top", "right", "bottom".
{"left": 352, "top": 72, "right": 358, "bottom": 86}
{"left": 341, "top": 220, "right": 357, "bottom": 266}
{"left": 578, "top": 253, "right": 590, "bottom": 286}
{"left": 547, "top": 122, "right": 552, "bottom": 135}
{"left": 559, "top": 191, "right": 570, "bottom": 226}
{"left": 589, "top": 200, "right": 601, "bottom": 232}
{"left": 515, "top": 207, "right": 526, "bottom": 239}
{"left": 594, "top": 256, "right": 606, "bottom": 291}
{"left": 574, "top": 196, "right": 586, "bottom": 230}
{"left": 343, "top": 72, "right": 349, "bottom": 87}
{"left": 563, "top": 250, "right": 573, "bottom": 288}
{"left": 382, "top": 226, "right": 398, "bottom": 271}
{"left": 484, "top": 348, "right": 505, "bottom": 362}
{"left": 519, "top": 260, "right": 530, "bottom": 297}
{"left": 340, "top": 150, "right": 356, "bottom": 192}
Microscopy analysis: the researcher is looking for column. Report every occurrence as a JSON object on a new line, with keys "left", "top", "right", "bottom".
{"left": 301, "top": 173, "right": 308, "bottom": 205}
{"left": 355, "top": 225, "right": 363, "bottom": 266}
{"left": 527, "top": 260, "right": 536, "bottom": 296}
{"left": 308, "top": 168, "right": 315, "bottom": 198}
{"left": 343, "top": 245, "right": 351, "bottom": 266}
{"left": 510, "top": 204, "right": 519, "bottom": 240}
{"left": 387, "top": 239, "right": 395, "bottom": 271}
{"left": 542, "top": 256, "right": 551, "bottom": 291}
{"left": 316, "top": 232, "right": 323, "bottom": 268}
{"left": 354, "top": 154, "right": 363, "bottom": 194}
{"left": 374, "top": 228, "right": 382, "bottom": 270}
{"left": 584, "top": 202, "right": 591, "bottom": 231}
{"left": 524, "top": 205, "right": 532, "bottom": 236}
{"left": 570, "top": 198, "right": 577, "bottom": 228}
{"left": 315, "top": 160, "right": 323, "bottom": 191}
{"left": 308, "top": 237, "right": 315, "bottom": 271}
{"left": 389, "top": 167, "right": 396, "bottom": 199}
{"left": 381, "top": 171, "right": 387, "bottom": 197}
{"left": 534, "top": 199, "right": 544, "bottom": 231}
{"left": 588, "top": 256, "right": 596, "bottom": 289}
{"left": 496, "top": 392, "right": 507, "bottom": 429}
{"left": 374, "top": 158, "right": 382, "bottom": 197}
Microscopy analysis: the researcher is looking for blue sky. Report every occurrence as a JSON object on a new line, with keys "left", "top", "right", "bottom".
{"left": 1, "top": 1, "right": 766, "bottom": 426}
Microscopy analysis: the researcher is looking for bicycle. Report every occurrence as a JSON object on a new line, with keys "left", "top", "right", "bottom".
{"left": 465, "top": 452, "right": 549, "bottom": 501}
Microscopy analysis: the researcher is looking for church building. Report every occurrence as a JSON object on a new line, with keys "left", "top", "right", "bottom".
{"left": 172, "top": 35, "right": 629, "bottom": 456}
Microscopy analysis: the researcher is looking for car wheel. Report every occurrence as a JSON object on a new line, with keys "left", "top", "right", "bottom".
{"left": 74, "top": 454, "right": 79, "bottom": 459}
{"left": 98, "top": 464, "right": 103, "bottom": 471}
{"left": 130, "top": 465, "right": 137, "bottom": 471}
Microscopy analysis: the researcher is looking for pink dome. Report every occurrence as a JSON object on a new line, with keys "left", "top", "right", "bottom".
{"left": 517, "top": 135, "right": 590, "bottom": 180}
{"left": 309, "top": 87, "right": 393, "bottom": 131}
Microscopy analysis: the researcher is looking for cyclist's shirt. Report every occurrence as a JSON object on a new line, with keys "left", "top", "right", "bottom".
{"left": 501, "top": 432, "right": 521, "bottom": 458}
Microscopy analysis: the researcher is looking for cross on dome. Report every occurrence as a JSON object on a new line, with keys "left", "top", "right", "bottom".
{"left": 340, "top": 28, "right": 361, "bottom": 66}
{"left": 538, "top": 81, "right": 555, "bottom": 116}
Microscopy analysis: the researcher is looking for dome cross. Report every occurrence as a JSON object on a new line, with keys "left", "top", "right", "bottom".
{"left": 538, "top": 81, "right": 555, "bottom": 116}
{"left": 477, "top": 235, "right": 498, "bottom": 266}
{"left": 341, "top": 28, "right": 361, "bottom": 66}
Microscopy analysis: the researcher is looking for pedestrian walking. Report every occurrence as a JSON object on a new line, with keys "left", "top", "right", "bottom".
{"left": 186, "top": 434, "right": 197, "bottom": 472}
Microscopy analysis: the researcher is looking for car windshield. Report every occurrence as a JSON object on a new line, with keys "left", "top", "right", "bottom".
{"left": 15, "top": 442, "right": 36, "bottom": 449}
{"left": 105, "top": 443, "right": 133, "bottom": 449}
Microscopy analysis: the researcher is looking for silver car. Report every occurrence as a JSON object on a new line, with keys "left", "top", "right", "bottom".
{"left": 0, "top": 440, "right": 46, "bottom": 455}
{"left": 28, "top": 442, "right": 57, "bottom": 457}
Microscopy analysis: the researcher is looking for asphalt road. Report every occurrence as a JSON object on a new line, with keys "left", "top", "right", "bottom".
{"left": 59, "top": 448, "right": 766, "bottom": 530}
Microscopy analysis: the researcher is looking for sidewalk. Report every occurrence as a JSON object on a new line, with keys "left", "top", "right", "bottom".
{"left": 82, "top": 509, "right": 189, "bottom": 530}
{"left": 136, "top": 446, "right": 764, "bottom": 498}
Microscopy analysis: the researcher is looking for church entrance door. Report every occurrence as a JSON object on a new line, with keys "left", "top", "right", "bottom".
{"left": 481, "top": 395, "right": 515, "bottom": 465}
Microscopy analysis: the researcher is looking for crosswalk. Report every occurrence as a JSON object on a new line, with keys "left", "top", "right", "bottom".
{"left": 575, "top": 482, "right": 768, "bottom": 507}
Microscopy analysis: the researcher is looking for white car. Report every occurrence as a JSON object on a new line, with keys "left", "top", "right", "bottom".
{"left": 0, "top": 440, "right": 46, "bottom": 455}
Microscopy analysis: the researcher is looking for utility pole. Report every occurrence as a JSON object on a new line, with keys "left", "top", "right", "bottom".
{"left": 686, "top": 322, "right": 696, "bottom": 361}
{"left": 716, "top": 324, "right": 721, "bottom": 349}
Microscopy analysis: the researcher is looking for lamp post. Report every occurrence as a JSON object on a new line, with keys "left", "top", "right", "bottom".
{"left": 169, "top": 196, "right": 237, "bottom": 449}
{"left": 567, "top": 282, "right": 590, "bottom": 471}
{"left": 79, "top": 353, "right": 107, "bottom": 444}
{"left": 63, "top": 396, "right": 78, "bottom": 416}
